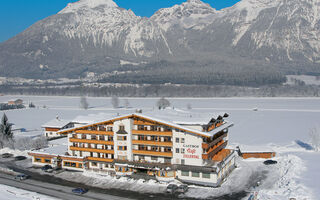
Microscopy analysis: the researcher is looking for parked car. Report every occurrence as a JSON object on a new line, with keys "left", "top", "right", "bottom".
{"left": 14, "top": 174, "right": 30, "bottom": 181}
{"left": 72, "top": 188, "right": 88, "bottom": 194}
{"left": 1, "top": 153, "right": 13, "bottom": 158}
{"left": 177, "top": 184, "right": 189, "bottom": 193}
{"left": 14, "top": 156, "right": 27, "bottom": 161}
{"left": 263, "top": 160, "right": 278, "bottom": 165}
{"left": 166, "top": 184, "right": 178, "bottom": 193}
{"left": 41, "top": 165, "right": 53, "bottom": 172}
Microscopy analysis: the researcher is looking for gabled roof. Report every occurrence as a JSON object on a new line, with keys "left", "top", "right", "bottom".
{"left": 57, "top": 113, "right": 233, "bottom": 138}
{"left": 42, "top": 118, "right": 72, "bottom": 129}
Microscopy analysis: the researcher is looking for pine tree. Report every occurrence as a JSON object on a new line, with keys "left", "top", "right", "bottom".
{"left": 0, "top": 113, "right": 14, "bottom": 148}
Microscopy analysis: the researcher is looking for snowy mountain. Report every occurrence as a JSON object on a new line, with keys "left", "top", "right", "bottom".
{"left": 0, "top": 0, "right": 319, "bottom": 79}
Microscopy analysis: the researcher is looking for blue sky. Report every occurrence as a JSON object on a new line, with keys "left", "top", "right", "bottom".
{"left": 0, "top": 0, "right": 241, "bottom": 42}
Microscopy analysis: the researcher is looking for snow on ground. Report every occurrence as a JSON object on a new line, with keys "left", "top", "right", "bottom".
{"left": 0, "top": 184, "right": 58, "bottom": 200}
{"left": 0, "top": 95, "right": 320, "bottom": 199}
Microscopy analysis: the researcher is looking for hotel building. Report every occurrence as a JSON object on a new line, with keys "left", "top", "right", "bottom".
{"left": 29, "top": 111, "right": 236, "bottom": 187}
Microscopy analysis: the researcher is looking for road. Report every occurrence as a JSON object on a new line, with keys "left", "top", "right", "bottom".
{"left": 0, "top": 157, "right": 249, "bottom": 200}
{"left": 0, "top": 173, "right": 131, "bottom": 200}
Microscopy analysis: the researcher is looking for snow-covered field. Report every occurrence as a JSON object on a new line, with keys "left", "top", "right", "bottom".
{"left": 0, "top": 184, "right": 57, "bottom": 200}
{"left": 0, "top": 95, "right": 319, "bottom": 199}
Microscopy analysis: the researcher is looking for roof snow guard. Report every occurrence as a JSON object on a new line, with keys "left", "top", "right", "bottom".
{"left": 57, "top": 113, "right": 233, "bottom": 138}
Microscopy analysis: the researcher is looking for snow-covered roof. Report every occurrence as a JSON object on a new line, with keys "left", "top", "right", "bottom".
{"left": 239, "top": 145, "right": 275, "bottom": 153}
{"left": 34, "top": 143, "right": 68, "bottom": 156}
{"left": 48, "top": 137, "right": 69, "bottom": 146}
{"left": 42, "top": 118, "right": 72, "bottom": 128}
{"left": 58, "top": 109, "right": 233, "bottom": 138}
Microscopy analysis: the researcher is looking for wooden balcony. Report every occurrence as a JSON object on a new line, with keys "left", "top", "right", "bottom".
{"left": 132, "top": 130, "right": 172, "bottom": 136}
{"left": 87, "top": 157, "right": 113, "bottom": 163}
{"left": 75, "top": 130, "right": 114, "bottom": 135}
{"left": 133, "top": 120, "right": 155, "bottom": 126}
{"left": 202, "top": 141, "right": 228, "bottom": 160}
{"left": 70, "top": 146, "right": 114, "bottom": 154}
{"left": 132, "top": 150, "right": 173, "bottom": 157}
{"left": 70, "top": 138, "right": 114, "bottom": 145}
{"left": 202, "top": 132, "right": 228, "bottom": 149}
{"left": 132, "top": 140, "right": 172, "bottom": 147}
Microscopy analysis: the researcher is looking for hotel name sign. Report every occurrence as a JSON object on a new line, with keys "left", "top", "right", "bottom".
{"left": 183, "top": 144, "right": 200, "bottom": 159}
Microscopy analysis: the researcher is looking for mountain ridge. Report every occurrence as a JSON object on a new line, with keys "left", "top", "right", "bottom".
{"left": 0, "top": 0, "right": 319, "bottom": 80}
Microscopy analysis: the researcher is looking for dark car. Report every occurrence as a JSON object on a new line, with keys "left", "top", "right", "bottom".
{"left": 177, "top": 184, "right": 188, "bottom": 193}
{"left": 14, "top": 156, "right": 27, "bottom": 161}
{"left": 166, "top": 184, "right": 178, "bottom": 193}
{"left": 41, "top": 165, "right": 53, "bottom": 172}
{"left": 72, "top": 188, "right": 88, "bottom": 194}
{"left": 263, "top": 160, "right": 278, "bottom": 165}
{"left": 1, "top": 153, "right": 13, "bottom": 158}
{"left": 14, "top": 174, "right": 30, "bottom": 181}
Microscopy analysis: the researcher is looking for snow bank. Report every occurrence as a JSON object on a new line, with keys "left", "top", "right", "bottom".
{"left": 0, "top": 184, "right": 57, "bottom": 200}
{"left": 0, "top": 148, "right": 30, "bottom": 158}
{"left": 257, "top": 154, "right": 313, "bottom": 200}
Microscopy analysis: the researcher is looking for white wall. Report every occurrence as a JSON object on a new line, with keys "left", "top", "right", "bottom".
{"left": 172, "top": 130, "right": 203, "bottom": 166}
{"left": 113, "top": 118, "right": 133, "bottom": 161}
{"left": 176, "top": 170, "right": 218, "bottom": 185}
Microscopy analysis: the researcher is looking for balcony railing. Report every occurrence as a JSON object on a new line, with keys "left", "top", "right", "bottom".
{"left": 132, "top": 140, "right": 172, "bottom": 147}
{"left": 202, "top": 141, "right": 228, "bottom": 160}
{"left": 132, "top": 130, "right": 172, "bottom": 136}
{"left": 132, "top": 150, "right": 172, "bottom": 157}
{"left": 202, "top": 132, "right": 228, "bottom": 149}
{"left": 70, "top": 138, "right": 114, "bottom": 145}
{"left": 75, "top": 130, "right": 114, "bottom": 135}
{"left": 70, "top": 146, "right": 114, "bottom": 154}
{"left": 87, "top": 157, "right": 113, "bottom": 163}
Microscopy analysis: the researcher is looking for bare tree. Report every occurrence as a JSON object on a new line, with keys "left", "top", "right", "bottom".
{"left": 156, "top": 97, "right": 170, "bottom": 110}
{"left": 0, "top": 113, "right": 14, "bottom": 149}
{"left": 80, "top": 96, "right": 89, "bottom": 110}
{"left": 310, "top": 127, "right": 320, "bottom": 151}
{"left": 31, "top": 136, "right": 48, "bottom": 150}
{"left": 111, "top": 96, "right": 119, "bottom": 109}
{"left": 187, "top": 103, "right": 192, "bottom": 110}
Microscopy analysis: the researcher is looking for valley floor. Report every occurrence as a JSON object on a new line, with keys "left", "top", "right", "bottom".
{"left": 0, "top": 95, "right": 319, "bottom": 199}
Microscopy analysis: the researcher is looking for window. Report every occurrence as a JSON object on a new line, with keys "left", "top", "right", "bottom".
{"left": 64, "top": 161, "right": 77, "bottom": 168}
{"left": 81, "top": 134, "right": 86, "bottom": 139}
{"left": 91, "top": 135, "right": 96, "bottom": 140}
{"left": 176, "top": 138, "right": 179, "bottom": 143}
{"left": 181, "top": 171, "right": 189, "bottom": 176}
{"left": 139, "top": 155, "right": 145, "bottom": 160}
{"left": 151, "top": 156, "right": 158, "bottom": 161}
{"left": 151, "top": 136, "right": 158, "bottom": 141}
{"left": 118, "top": 156, "right": 127, "bottom": 160}
{"left": 164, "top": 158, "right": 171, "bottom": 164}
{"left": 119, "top": 125, "right": 125, "bottom": 131}
{"left": 181, "top": 138, "right": 185, "bottom": 143}
{"left": 78, "top": 163, "right": 82, "bottom": 168}
{"left": 181, "top": 159, "right": 185, "bottom": 165}
{"left": 107, "top": 127, "right": 113, "bottom": 131}
{"left": 202, "top": 173, "right": 211, "bottom": 179}
{"left": 99, "top": 135, "right": 105, "bottom": 140}
{"left": 181, "top": 148, "right": 185, "bottom": 154}
{"left": 34, "top": 158, "right": 41, "bottom": 162}
{"left": 176, "top": 148, "right": 180, "bottom": 153}
{"left": 138, "top": 125, "right": 144, "bottom": 130}
{"left": 151, "top": 146, "right": 159, "bottom": 151}
{"left": 91, "top": 162, "right": 97, "bottom": 167}
{"left": 192, "top": 171, "right": 200, "bottom": 177}
{"left": 117, "top": 136, "right": 127, "bottom": 141}
{"left": 118, "top": 146, "right": 127, "bottom": 150}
